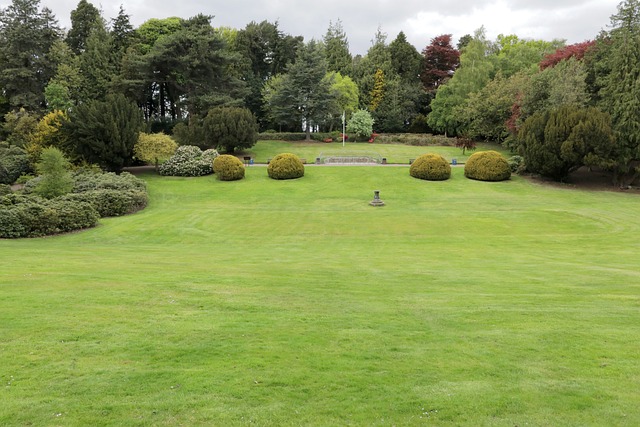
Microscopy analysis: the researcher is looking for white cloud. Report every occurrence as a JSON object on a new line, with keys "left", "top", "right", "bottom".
{"left": 28, "top": 0, "right": 622, "bottom": 54}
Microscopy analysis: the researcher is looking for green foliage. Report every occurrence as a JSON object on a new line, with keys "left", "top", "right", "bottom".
{"left": 204, "top": 106, "right": 258, "bottom": 153}
{"left": 157, "top": 145, "right": 218, "bottom": 176}
{"left": 409, "top": 153, "right": 451, "bottom": 180}
{"left": 33, "top": 146, "right": 73, "bottom": 199}
{"left": 0, "top": 194, "right": 99, "bottom": 238}
{"left": 595, "top": 0, "right": 640, "bottom": 184}
{"left": 233, "top": 20, "right": 302, "bottom": 130}
{"left": 65, "top": 0, "right": 101, "bottom": 54}
{"left": 494, "top": 34, "right": 563, "bottom": 78}
{"left": 326, "top": 72, "right": 359, "bottom": 131}
{"left": 267, "top": 153, "right": 305, "bottom": 180}
{"left": 0, "top": 184, "right": 12, "bottom": 196}
{"left": 347, "top": 109, "right": 374, "bottom": 141}
{"left": 212, "top": 154, "right": 245, "bottom": 181}
{"left": 388, "top": 31, "right": 422, "bottom": 81}
{"left": 0, "top": 0, "right": 61, "bottom": 110}
{"left": 44, "top": 82, "right": 73, "bottom": 112}
{"left": 262, "top": 40, "right": 334, "bottom": 139}
{"left": 428, "top": 28, "right": 494, "bottom": 136}
{"left": 518, "top": 105, "right": 616, "bottom": 181}
{"left": 507, "top": 155, "right": 525, "bottom": 173}
{"left": 66, "top": 93, "right": 143, "bottom": 172}
{"left": 323, "top": 19, "right": 352, "bottom": 75}
{"left": 5, "top": 169, "right": 148, "bottom": 237}
{"left": 0, "top": 144, "right": 30, "bottom": 184}
{"left": 134, "top": 132, "right": 178, "bottom": 167}
{"left": 2, "top": 108, "right": 38, "bottom": 148}
{"left": 61, "top": 189, "right": 147, "bottom": 217}
{"left": 171, "top": 117, "right": 207, "bottom": 148}
{"left": 462, "top": 72, "right": 529, "bottom": 143}
{"left": 464, "top": 150, "right": 511, "bottom": 181}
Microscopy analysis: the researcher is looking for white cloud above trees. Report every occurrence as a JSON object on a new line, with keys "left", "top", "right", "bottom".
{"left": 36, "top": 0, "right": 620, "bottom": 53}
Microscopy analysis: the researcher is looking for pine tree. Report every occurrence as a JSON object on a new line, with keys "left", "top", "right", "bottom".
{"left": 597, "top": 0, "right": 640, "bottom": 184}
{"left": 323, "top": 20, "right": 352, "bottom": 76}
{"left": 66, "top": 94, "right": 143, "bottom": 171}
{"left": 0, "top": 0, "right": 62, "bottom": 110}
{"left": 265, "top": 40, "right": 334, "bottom": 140}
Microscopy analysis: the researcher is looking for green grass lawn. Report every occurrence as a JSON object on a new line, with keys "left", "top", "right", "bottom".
{"left": 1, "top": 166, "right": 639, "bottom": 426}
{"left": 238, "top": 140, "right": 507, "bottom": 164}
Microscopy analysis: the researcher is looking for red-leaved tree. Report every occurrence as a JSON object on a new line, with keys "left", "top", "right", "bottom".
{"left": 421, "top": 34, "right": 460, "bottom": 92}
{"left": 539, "top": 41, "right": 596, "bottom": 70}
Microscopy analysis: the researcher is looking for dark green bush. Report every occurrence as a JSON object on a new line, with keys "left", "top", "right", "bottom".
{"left": 267, "top": 153, "right": 305, "bottom": 180}
{"left": 212, "top": 155, "right": 245, "bottom": 181}
{"left": 0, "top": 195, "right": 99, "bottom": 238}
{"left": 0, "top": 144, "right": 31, "bottom": 185}
{"left": 61, "top": 189, "right": 148, "bottom": 217}
{"left": 2, "top": 169, "right": 148, "bottom": 238}
{"left": 409, "top": 153, "right": 451, "bottom": 181}
{"left": 464, "top": 151, "right": 511, "bottom": 182}
{"left": 0, "top": 184, "right": 12, "bottom": 196}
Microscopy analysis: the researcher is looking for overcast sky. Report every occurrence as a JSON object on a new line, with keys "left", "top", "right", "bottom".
{"left": 21, "top": 0, "right": 622, "bottom": 54}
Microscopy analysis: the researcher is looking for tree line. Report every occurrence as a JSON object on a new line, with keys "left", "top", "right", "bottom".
{"left": 1, "top": 0, "right": 639, "bottom": 184}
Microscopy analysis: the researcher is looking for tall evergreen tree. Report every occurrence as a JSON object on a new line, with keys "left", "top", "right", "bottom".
{"left": 65, "top": 0, "right": 101, "bottom": 54}
{"left": 0, "top": 0, "right": 62, "bottom": 110}
{"left": 233, "top": 20, "right": 302, "bottom": 130}
{"left": 109, "top": 5, "right": 135, "bottom": 68}
{"left": 597, "top": 0, "right": 640, "bottom": 184}
{"left": 323, "top": 19, "right": 352, "bottom": 76}
{"left": 66, "top": 93, "right": 143, "bottom": 172}
{"left": 264, "top": 40, "right": 334, "bottom": 140}
{"left": 78, "top": 19, "right": 116, "bottom": 102}
{"left": 388, "top": 31, "right": 421, "bottom": 81}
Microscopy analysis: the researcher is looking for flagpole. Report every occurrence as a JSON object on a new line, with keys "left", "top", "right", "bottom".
{"left": 342, "top": 110, "right": 345, "bottom": 147}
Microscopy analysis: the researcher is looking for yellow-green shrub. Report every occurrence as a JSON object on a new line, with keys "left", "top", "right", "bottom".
{"left": 409, "top": 153, "right": 451, "bottom": 181}
{"left": 212, "top": 154, "right": 245, "bottom": 181}
{"left": 464, "top": 151, "right": 511, "bottom": 182}
{"left": 267, "top": 153, "right": 305, "bottom": 180}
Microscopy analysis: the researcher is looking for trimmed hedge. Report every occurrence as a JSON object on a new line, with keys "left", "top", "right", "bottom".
{"left": 409, "top": 153, "right": 451, "bottom": 181}
{"left": 267, "top": 153, "right": 305, "bottom": 180}
{"left": 0, "top": 194, "right": 99, "bottom": 238}
{"left": 464, "top": 151, "right": 511, "bottom": 182}
{"left": 213, "top": 155, "right": 245, "bottom": 181}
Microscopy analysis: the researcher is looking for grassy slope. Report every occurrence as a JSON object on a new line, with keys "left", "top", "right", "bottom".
{"left": 238, "top": 140, "right": 507, "bottom": 164}
{"left": 1, "top": 167, "right": 639, "bottom": 426}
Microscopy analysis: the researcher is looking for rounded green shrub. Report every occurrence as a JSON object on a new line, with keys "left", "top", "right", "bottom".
{"left": 157, "top": 145, "right": 217, "bottom": 177}
{"left": 409, "top": 153, "right": 451, "bottom": 181}
{"left": 267, "top": 153, "right": 305, "bottom": 180}
{"left": 212, "top": 154, "right": 245, "bottom": 181}
{"left": 464, "top": 150, "right": 511, "bottom": 182}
